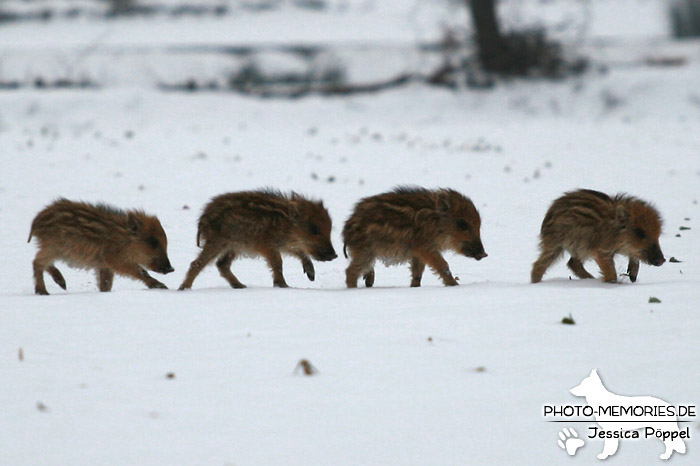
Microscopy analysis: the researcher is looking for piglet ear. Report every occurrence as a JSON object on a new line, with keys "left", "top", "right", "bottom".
{"left": 288, "top": 200, "right": 301, "bottom": 221}
{"left": 615, "top": 205, "right": 628, "bottom": 228}
{"left": 437, "top": 192, "right": 451, "bottom": 212}
{"left": 127, "top": 212, "right": 143, "bottom": 234}
{"left": 287, "top": 192, "right": 303, "bottom": 220}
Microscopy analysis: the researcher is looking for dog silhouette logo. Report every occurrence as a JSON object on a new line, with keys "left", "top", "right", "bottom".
{"left": 570, "top": 369, "right": 687, "bottom": 460}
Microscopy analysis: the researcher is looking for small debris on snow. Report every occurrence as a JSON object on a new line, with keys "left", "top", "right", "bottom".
{"left": 294, "top": 359, "right": 318, "bottom": 376}
{"left": 669, "top": 257, "right": 682, "bottom": 263}
{"left": 648, "top": 297, "right": 661, "bottom": 304}
{"left": 561, "top": 313, "right": 576, "bottom": 325}
{"left": 165, "top": 372, "right": 176, "bottom": 379}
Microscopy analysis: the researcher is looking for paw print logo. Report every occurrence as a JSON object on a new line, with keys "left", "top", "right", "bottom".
{"left": 558, "top": 427, "right": 585, "bottom": 456}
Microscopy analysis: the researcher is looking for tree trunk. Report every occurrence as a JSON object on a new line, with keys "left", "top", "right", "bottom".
{"left": 467, "top": 0, "right": 509, "bottom": 72}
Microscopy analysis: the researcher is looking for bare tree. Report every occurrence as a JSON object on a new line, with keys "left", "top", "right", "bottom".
{"left": 466, "top": 0, "right": 585, "bottom": 77}
{"left": 467, "top": 0, "right": 508, "bottom": 72}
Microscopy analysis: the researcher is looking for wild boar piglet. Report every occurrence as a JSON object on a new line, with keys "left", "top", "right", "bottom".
{"left": 179, "top": 189, "right": 336, "bottom": 290}
{"left": 531, "top": 189, "right": 664, "bottom": 284}
{"left": 342, "top": 186, "right": 487, "bottom": 288}
{"left": 28, "top": 198, "right": 174, "bottom": 295}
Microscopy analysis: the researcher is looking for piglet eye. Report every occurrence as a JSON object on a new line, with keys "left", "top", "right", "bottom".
{"left": 147, "top": 237, "right": 160, "bottom": 249}
{"left": 634, "top": 228, "right": 646, "bottom": 240}
{"left": 308, "top": 222, "right": 321, "bottom": 235}
{"left": 456, "top": 219, "right": 471, "bottom": 231}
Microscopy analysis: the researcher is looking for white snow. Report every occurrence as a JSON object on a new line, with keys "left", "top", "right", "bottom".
{"left": 1, "top": 1, "right": 700, "bottom": 465}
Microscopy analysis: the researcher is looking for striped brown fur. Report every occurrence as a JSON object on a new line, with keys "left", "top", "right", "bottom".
{"left": 342, "top": 186, "right": 487, "bottom": 288}
{"left": 531, "top": 189, "right": 665, "bottom": 284}
{"left": 178, "top": 189, "right": 336, "bottom": 290}
{"left": 28, "top": 198, "right": 173, "bottom": 294}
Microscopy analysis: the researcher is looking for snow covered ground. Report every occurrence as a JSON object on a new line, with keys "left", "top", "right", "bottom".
{"left": 2, "top": 1, "right": 700, "bottom": 465}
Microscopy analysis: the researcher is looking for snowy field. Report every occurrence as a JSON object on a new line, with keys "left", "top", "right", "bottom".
{"left": 2, "top": 1, "right": 700, "bottom": 465}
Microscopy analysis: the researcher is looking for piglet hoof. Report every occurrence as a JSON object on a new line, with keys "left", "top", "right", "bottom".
{"left": 149, "top": 281, "right": 168, "bottom": 290}
{"left": 443, "top": 275, "right": 459, "bottom": 286}
{"left": 627, "top": 262, "right": 639, "bottom": 283}
{"left": 35, "top": 288, "right": 49, "bottom": 296}
{"left": 302, "top": 261, "right": 315, "bottom": 281}
{"left": 52, "top": 276, "right": 67, "bottom": 290}
{"left": 274, "top": 281, "right": 289, "bottom": 288}
{"left": 230, "top": 283, "right": 247, "bottom": 289}
{"left": 177, "top": 285, "right": 189, "bottom": 291}
{"left": 363, "top": 271, "right": 375, "bottom": 288}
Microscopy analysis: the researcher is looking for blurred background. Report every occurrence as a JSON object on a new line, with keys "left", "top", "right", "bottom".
{"left": 0, "top": 0, "right": 697, "bottom": 94}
